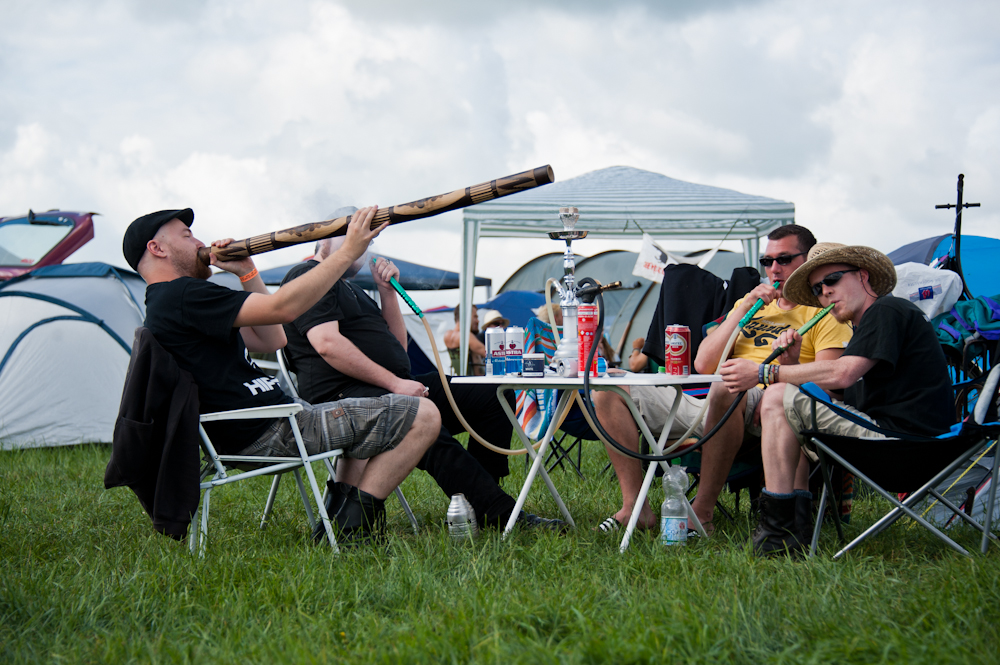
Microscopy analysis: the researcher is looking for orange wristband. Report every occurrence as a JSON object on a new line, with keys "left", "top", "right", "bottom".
{"left": 239, "top": 268, "right": 259, "bottom": 283}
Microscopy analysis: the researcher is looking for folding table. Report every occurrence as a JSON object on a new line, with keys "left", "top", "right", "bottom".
{"left": 452, "top": 372, "right": 721, "bottom": 552}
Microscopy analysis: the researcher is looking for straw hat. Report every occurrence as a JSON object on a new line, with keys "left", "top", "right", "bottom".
{"left": 783, "top": 242, "right": 897, "bottom": 308}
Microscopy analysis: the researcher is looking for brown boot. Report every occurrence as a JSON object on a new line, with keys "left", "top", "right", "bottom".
{"left": 751, "top": 493, "right": 804, "bottom": 558}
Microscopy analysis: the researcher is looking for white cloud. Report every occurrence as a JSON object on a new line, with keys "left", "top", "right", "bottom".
{"left": 0, "top": 0, "right": 997, "bottom": 288}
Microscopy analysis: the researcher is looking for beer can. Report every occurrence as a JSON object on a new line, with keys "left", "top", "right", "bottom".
{"left": 578, "top": 303, "right": 599, "bottom": 377}
{"left": 505, "top": 326, "right": 524, "bottom": 375}
{"left": 485, "top": 328, "right": 506, "bottom": 376}
{"left": 665, "top": 324, "right": 691, "bottom": 376}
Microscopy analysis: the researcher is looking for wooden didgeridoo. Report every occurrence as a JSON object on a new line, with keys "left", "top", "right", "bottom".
{"left": 197, "top": 164, "right": 554, "bottom": 264}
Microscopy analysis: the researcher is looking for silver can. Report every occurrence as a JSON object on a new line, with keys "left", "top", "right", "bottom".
{"left": 447, "top": 493, "right": 478, "bottom": 539}
{"left": 505, "top": 325, "right": 524, "bottom": 375}
{"left": 485, "top": 327, "right": 506, "bottom": 376}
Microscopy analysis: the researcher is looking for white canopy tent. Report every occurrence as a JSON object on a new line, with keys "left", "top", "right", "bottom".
{"left": 457, "top": 165, "right": 795, "bottom": 370}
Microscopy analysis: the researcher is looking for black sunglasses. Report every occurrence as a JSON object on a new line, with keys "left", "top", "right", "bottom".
{"left": 810, "top": 269, "right": 859, "bottom": 297}
{"left": 759, "top": 252, "right": 806, "bottom": 268}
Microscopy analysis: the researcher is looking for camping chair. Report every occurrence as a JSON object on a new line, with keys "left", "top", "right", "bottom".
{"left": 798, "top": 362, "right": 1000, "bottom": 558}
{"left": 275, "top": 349, "right": 419, "bottom": 533}
{"left": 191, "top": 402, "right": 345, "bottom": 556}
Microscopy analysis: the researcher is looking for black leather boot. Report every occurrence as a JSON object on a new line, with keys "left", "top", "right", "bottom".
{"left": 313, "top": 480, "right": 349, "bottom": 544}
{"left": 794, "top": 493, "right": 815, "bottom": 549}
{"left": 331, "top": 485, "right": 386, "bottom": 547}
{"left": 751, "top": 493, "right": 803, "bottom": 558}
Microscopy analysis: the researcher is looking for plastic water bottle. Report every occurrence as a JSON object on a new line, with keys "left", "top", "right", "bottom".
{"left": 660, "top": 466, "right": 688, "bottom": 546}
{"left": 447, "top": 493, "right": 478, "bottom": 540}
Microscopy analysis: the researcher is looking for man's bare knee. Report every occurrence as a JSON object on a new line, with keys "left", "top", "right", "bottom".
{"left": 412, "top": 398, "right": 441, "bottom": 438}
{"left": 760, "top": 384, "right": 785, "bottom": 416}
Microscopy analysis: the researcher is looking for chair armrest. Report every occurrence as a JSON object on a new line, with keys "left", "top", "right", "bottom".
{"left": 797, "top": 383, "right": 925, "bottom": 441}
{"left": 200, "top": 403, "right": 303, "bottom": 422}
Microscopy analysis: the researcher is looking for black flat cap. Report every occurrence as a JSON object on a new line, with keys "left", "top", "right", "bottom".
{"left": 123, "top": 208, "right": 194, "bottom": 271}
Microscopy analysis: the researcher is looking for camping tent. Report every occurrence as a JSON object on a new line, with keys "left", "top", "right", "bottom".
{"left": 0, "top": 263, "right": 145, "bottom": 448}
{"left": 498, "top": 248, "right": 749, "bottom": 358}
{"left": 456, "top": 166, "right": 794, "bottom": 369}
{"left": 254, "top": 254, "right": 492, "bottom": 291}
{"left": 888, "top": 234, "right": 1000, "bottom": 299}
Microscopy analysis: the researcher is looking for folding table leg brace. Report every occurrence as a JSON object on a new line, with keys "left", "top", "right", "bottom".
{"left": 497, "top": 387, "right": 577, "bottom": 537}
{"left": 618, "top": 387, "right": 707, "bottom": 553}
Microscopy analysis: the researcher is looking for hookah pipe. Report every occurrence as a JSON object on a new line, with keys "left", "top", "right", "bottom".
{"left": 581, "top": 282, "right": 834, "bottom": 463}
{"left": 377, "top": 258, "right": 541, "bottom": 456}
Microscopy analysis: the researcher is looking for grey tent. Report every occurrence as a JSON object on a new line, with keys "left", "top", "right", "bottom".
{"left": 456, "top": 166, "right": 794, "bottom": 369}
{"left": 0, "top": 263, "right": 145, "bottom": 448}
{"left": 499, "top": 248, "right": 747, "bottom": 360}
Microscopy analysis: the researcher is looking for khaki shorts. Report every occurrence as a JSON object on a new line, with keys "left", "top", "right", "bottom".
{"left": 239, "top": 396, "right": 420, "bottom": 460}
{"left": 782, "top": 384, "right": 885, "bottom": 460}
{"left": 628, "top": 384, "right": 764, "bottom": 440}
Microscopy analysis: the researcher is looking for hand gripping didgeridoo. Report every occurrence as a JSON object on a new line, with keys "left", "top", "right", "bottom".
{"left": 197, "top": 165, "right": 555, "bottom": 264}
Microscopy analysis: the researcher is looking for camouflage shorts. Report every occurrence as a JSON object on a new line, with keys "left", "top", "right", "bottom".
{"left": 240, "top": 395, "right": 420, "bottom": 460}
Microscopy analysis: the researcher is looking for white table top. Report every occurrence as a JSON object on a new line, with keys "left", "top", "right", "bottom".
{"left": 451, "top": 372, "right": 720, "bottom": 387}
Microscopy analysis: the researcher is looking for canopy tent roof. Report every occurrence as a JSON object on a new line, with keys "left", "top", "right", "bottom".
{"left": 463, "top": 165, "right": 794, "bottom": 241}
{"left": 454, "top": 165, "right": 794, "bottom": 371}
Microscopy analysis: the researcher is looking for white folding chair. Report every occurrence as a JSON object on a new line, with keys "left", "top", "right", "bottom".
{"left": 274, "top": 349, "right": 420, "bottom": 533}
{"left": 189, "top": 403, "right": 344, "bottom": 556}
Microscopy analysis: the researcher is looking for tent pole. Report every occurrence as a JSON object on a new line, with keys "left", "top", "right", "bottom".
{"left": 459, "top": 219, "right": 481, "bottom": 374}
{"left": 742, "top": 237, "right": 759, "bottom": 269}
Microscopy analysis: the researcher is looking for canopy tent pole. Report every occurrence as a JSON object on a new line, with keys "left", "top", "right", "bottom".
{"left": 459, "top": 219, "right": 481, "bottom": 374}
{"left": 742, "top": 237, "right": 759, "bottom": 270}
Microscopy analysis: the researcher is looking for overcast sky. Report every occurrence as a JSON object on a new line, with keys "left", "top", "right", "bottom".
{"left": 2, "top": 0, "right": 997, "bottom": 305}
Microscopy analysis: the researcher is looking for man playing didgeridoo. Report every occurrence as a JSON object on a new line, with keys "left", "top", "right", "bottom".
{"left": 279, "top": 207, "right": 567, "bottom": 540}
{"left": 125, "top": 206, "right": 440, "bottom": 547}
{"left": 718, "top": 243, "right": 955, "bottom": 556}
{"left": 592, "top": 225, "right": 853, "bottom": 535}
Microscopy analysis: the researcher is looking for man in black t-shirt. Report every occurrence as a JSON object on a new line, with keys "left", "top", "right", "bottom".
{"left": 718, "top": 243, "right": 956, "bottom": 556}
{"left": 123, "top": 206, "right": 440, "bottom": 546}
{"left": 280, "top": 213, "right": 567, "bottom": 536}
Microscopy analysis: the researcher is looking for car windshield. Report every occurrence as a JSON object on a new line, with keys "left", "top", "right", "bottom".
{"left": 0, "top": 215, "right": 75, "bottom": 267}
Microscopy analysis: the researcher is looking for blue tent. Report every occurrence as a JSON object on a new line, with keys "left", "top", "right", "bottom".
{"left": 476, "top": 291, "right": 546, "bottom": 328}
{"left": 257, "top": 255, "right": 491, "bottom": 291}
{"left": 888, "top": 234, "right": 1000, "bottom": 298}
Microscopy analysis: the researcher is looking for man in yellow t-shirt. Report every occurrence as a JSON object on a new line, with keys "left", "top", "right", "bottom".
{"left": 593, "top": 226, "right": 852, "bottom": 536}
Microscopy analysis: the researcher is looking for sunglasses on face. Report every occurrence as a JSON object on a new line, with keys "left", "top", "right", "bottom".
{"left": 759, "top": 252, "right": 806, "bottom": 268}
{"left": 810, "top": 269, "right": 859, "bottom": 297}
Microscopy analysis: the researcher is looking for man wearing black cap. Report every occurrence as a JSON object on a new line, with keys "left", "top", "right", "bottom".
{"left": 123, "top": 207, "right": 440, "bottom": 546}
{"left": 719, "top": 243, "right": 955, "bottom": 556}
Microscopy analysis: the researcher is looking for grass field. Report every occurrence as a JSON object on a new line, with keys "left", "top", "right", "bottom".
{"left": 2, "top": 440, "right": 999, "bottom": 664}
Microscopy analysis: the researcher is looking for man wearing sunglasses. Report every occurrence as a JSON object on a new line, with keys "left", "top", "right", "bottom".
{"left": 718, "top": 243, "right": 955, "bottom": 556}
{"left": 593, "top": 225, "right": 852, "bottom": 536}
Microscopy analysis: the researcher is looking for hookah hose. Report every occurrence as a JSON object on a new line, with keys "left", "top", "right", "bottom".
{"left": 379, "top": 259, "right": 540, "bottom": 456}
{"left": 581, "top": 279, "right": 833, "bottom": 463}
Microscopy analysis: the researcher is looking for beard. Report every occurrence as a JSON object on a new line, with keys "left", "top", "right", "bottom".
{"left": 172, "top": 248, "right": 212, "bottom": 280}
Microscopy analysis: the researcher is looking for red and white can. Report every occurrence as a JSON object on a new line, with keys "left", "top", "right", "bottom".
{"left": 665, "top": 324, "right": 691, "bottom": 376}
{"left": 578, "top": 304, "right": 599, "bottom": 377}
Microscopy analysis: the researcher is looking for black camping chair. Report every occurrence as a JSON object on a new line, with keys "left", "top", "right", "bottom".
{"left": 798, "top": 363, "right": 1000, "bottom": 558}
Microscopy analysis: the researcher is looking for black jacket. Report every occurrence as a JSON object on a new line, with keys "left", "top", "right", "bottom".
{"left": 104, "top": 327, "right": 201, "bottom": 539}
{"left": 643, "top": 264, "right": 762, "bottom": 365}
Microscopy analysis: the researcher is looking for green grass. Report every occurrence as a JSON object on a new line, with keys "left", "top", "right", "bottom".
{"left": 2, "top": 441, "right": 999, "bottom": 664}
